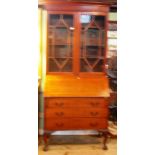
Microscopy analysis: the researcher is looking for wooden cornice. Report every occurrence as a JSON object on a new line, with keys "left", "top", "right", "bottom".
{"left": 38, "top": 0, "right": 117, "bottom": 6}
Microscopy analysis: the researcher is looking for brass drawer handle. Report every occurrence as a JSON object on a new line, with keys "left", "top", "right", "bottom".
{"left": 55, "top": 123, "right": 64, "bottom": 127}
{"left": 90, "top": 102, "right": 99, "bottom": 107}
{"left": 55, "top": 112, "right": 64, "bottom": 117}
{"left": 90, "top": 122, "right": 98, "bottom": 127}
{"left": 55, "top": 102, "right": 64, "bottom": 107}
{"left": 90, "top": 112, "right": 99, "bottom": 116}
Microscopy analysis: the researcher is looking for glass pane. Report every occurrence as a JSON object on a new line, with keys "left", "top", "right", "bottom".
{"left": 61, "top": 59, "right": 72, "bottom": 72}
{"left": 80, "top": 58, "right": 104, "bottom": 72}
{"left": 48, "top": 14, "right": 74, "bottom": 72}
{"left": 80, "top": 59, "right": 92, "bottom": 72}
{"left": 48, "top": 59, "right": 59, "bottom": 72}
{"left": 101, "top": 30, "right": 105, "bottom": 46}
{"left": 86, "top": 28, "right": 99, "bottom": 45}
{"left": 48, "top": 58, "right": 72, "bottom": 72}
{"left": 63, "top": 15, "right": 73, "bottom": 27}
{"left": 95, "top": 16, "right": 105, "bottom": 28}
{"left": 86, "top": 46, "right": 98, "bottom": 58}
{"left": 48, "top": 45, "right": 53, "bottom": 57}
{"left": 54, "top": 45, "right": 72, "bottom": 58}
{"left": 101, "top": 47, "right": 104, "bottom": 56}
{"left": 55, "top": 28, "right": 68, "bottom": 44}
{"left": 80, "top": 15, "right": 105, "bottom": 72}
{"left": 49, "top": 15, "right": 60, "bottom": 25}
{"left": 93, "top": 60, "right": 104, "bottom": 72}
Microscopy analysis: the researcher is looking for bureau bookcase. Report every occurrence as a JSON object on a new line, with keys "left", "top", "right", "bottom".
{"left": 39, "top": 0, "right": 110, "bottom": 151}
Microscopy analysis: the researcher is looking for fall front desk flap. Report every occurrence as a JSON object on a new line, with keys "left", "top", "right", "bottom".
{"left": 44, "top": 75, "right": 110, "bottom": 97}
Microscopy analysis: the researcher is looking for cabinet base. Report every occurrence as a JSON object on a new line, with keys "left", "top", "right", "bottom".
{"left": 43, "top": 130, "right": 108, "bottom": 151}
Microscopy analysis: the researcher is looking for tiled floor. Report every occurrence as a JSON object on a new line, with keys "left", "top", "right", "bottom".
{"left": 38, "top": 135, "right": 117, "bottom": 155}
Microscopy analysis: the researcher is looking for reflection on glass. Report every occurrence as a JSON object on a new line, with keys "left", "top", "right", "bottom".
{"left": 80, "top": 15, "right": 91, "bottom": 23}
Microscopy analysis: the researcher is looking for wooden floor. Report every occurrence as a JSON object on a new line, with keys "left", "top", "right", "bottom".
{"left": 38, "top": 135, "right": 117, "bottom": 155}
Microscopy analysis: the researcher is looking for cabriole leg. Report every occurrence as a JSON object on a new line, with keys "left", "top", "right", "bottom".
{"left": 43, "top": 133, "right": 50, "bottom": 151}
{"left": 102, "top": 131, "right": 108, "bottom": 150}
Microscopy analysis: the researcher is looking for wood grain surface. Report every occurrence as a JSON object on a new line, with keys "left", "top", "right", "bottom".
{"left": 44, "top": 75, "right": 110, "bottom": 97}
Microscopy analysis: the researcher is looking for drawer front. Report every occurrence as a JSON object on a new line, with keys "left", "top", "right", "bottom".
{"left": 45, "top": 108, "right": 108, "bottom": 118}
{"left": 45, "top": 118, "right": 108, "bottom": 130}
{"left": 45, "top": 98, "right": 108, "bottom": 108}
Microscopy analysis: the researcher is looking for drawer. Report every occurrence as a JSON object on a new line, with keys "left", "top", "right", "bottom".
{"left": 45, "top": 108, "right": 108, "bottom": 118}
{"left": 45, "top": 118, "right": 108, "bottom": 130}
{"left": 45, "top": 97, "right": 108, "bottom": 108}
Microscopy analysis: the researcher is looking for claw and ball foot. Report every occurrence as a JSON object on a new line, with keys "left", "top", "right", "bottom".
{"left": 102, "top": 131, "right": 108, "bottom": 150}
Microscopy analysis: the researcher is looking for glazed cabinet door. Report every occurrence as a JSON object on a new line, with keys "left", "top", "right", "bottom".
{"left": 47, "top": 13, "right": 74, "bottom": 73}
{"left": 80, "top": 14, "right": 106, "bottom": 73}
{"left": 46, "top": 13, "right": 107, "bottom": 75}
